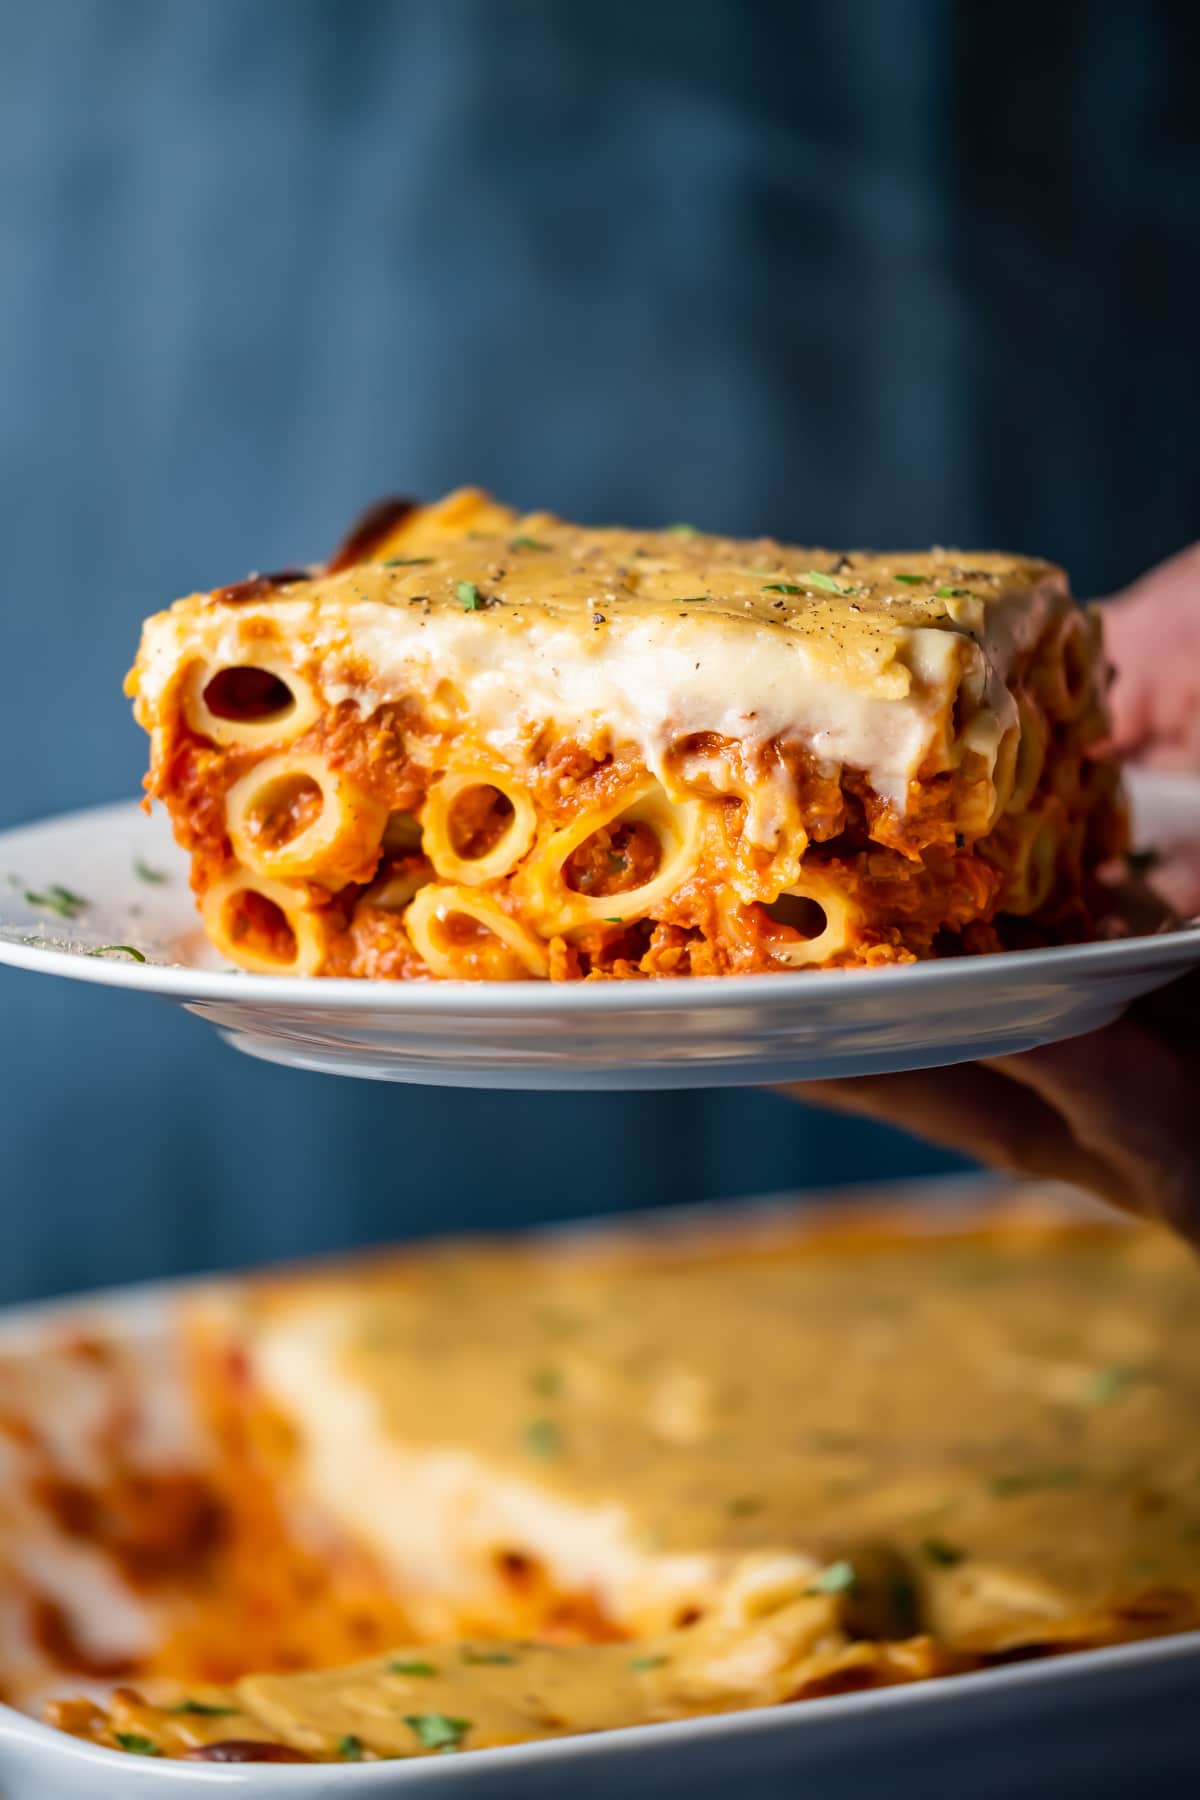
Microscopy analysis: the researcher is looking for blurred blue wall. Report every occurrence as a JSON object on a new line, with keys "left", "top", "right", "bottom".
{"left": 0, "top": 0, "right": 1196, "bottom": 1300}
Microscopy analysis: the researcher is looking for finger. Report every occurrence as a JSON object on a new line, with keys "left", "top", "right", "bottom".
{"left": 988, "top": 999, "right": 1200, "bottom": 1242}
{"left": 1105, "top": 596, "right": 1157, "bottom": 754}
{"left": 1103, "top": 543, "right": 1200, "bottom": 755}
{"left": 778, "top": 1066, "right": 1117, "bottom": 1199}
{"left": 1151, "top": 848, "right": 1200, "bottom": 919}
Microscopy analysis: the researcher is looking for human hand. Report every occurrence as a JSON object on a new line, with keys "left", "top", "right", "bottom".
{"left": 1105, "top": 543, "right": 1200, "bottom": 915}
{"left": 786, "top": 970, "right": 1200, "bottom": 1246}
{"left": 1106, "top": 541, "right": 1200, "bottom": 772}
{"left": 785, "top": 546, "right": 1200, "bottom": 1244}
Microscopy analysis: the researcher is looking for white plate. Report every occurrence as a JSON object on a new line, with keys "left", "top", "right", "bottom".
{"left": 0, "top": 1181, "right": 1197, "bottom": 1800}
{"left": 0, "top": 772, "right": 1197, "bottom": 1090}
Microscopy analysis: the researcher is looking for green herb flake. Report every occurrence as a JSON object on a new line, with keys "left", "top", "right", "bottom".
{"left": 893, "top": 573, "right": 927, "bottom": 585}
{"left": 115, "top": 1733, "right": 163, "bottom": 1756}
{"left": 389, "top": 1658, "right": 439, "bottom": 1677}
{"left": 798, "top": 569, "right": 857, "bottom": 594}
{"left": 24, "top": 884, "right": 86, "bottom": 920}
{"left": 666, "top": 522, "right": 697, "bottom": 536}
{"left": 524, "top": 1418, "right": 562, "bottom": 1460}
{"left": 673, "top": 594, "right": 710, "bottom": 602}
{"left": 603, "top": 916, "right": 624, "bottom": 924}
{"left": 529, "top": 1365, "right": 562, "bottom": 1399}
{"left": 629, "top": 1653, "right": 668, "bottom": 1671}
{"left": 510, "top": 536, "right": 551, "bottom": 551}
{"left": 934, "top": 585, "right": 975, "bottom": 600}
{"left": 456, "top": 580, "right": 483, "bottom": 611}
{"left": 384, "top": 555, "right": 434, "bottom": 566}
{"left": 921, "top": 1537, "right": 965, "bottom": 1567}
{"left": 134, "top": 857, "right": 167, "bottom": 884}
{"left": 338, "top": 1734, "right": 365, "bottom": 1761}
{"left": 461, "top": 1647, "right": 517, "bottom": 1666}
{"left": 761, "top": 582, "right": 806, "bottom": 595}
{"left": 87, "top": 944, "right": 147, "bottom": 962}
{"left": 1087, "top": 1365, "right": 1141, "bottom": 1406}
{"left": 405, "top": 1713, "right": 471, "bottom": 1754}
{"left": 989, "top": 1467, "right": 1084, "bottom": 1498}
{"left": 168, "top": 1699, "right": 236, "bottom": 1716}
{"left": 726, "top": 1495, "right": 764, "bottom": 1519}
{"left": 806, "top": 1559, "right": 858, "bottom": 1595}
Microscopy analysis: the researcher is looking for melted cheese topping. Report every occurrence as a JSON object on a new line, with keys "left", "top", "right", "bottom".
{"left": 250, "top": 1211, "right": 1200, "bottom": 1652}
{"left": 62, "top": 1572, "right": 936, "bottom": 1760}
{"left": 132, "top": 500, "right": 1070, "bottom": 809}
{"left": 52, "top": 1201, "right": 1200, "bottom": 1763}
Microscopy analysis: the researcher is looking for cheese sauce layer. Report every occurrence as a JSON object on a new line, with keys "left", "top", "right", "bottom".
{"left": 51, "top": 1204, "right": 1200, "bottom": 1763}
{"left": 132, "top": 498, "right": 1068, "bottom": 807}
{"left": 252, "top": 1217, "right": 1200, "bottom": 1649}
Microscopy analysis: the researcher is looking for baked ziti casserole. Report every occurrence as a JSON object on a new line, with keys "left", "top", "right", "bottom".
{"left": 128, "top": 489, "right": 1126, "bottom": 980}
{"left": 41, "top": 1194, "right": 1200, "bottom": 1764}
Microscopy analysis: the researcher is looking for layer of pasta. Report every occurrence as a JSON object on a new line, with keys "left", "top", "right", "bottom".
{"left": 50, "top": 1193, "right": 1200, "bottom": 1763}
{"left": 129, "top": 489, "right": 1126, "bottom": 980}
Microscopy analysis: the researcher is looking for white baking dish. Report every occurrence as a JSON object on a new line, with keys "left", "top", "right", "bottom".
{"left": 0, "top": 1182, "right": 1196, "bottom": 1799}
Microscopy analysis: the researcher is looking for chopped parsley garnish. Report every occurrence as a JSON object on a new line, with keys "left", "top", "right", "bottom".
{"left": 806, "top": 1559, "right": 858, "bottom": 1594}
{"left": 524, "top": 1418, "right": 562, "bottom": 1459}
{"left": 169, "top": 1698, "right": 236, "bottom": 1716}
{"left": 990, "top": 1467, "right": 1084, "bottom": 1497}
{"left": 384, "top": 555, "right": 434, "bottom": 566}
{"left": 24, "top": 883, "right": 86, "bottom": 919}
{"left": 134, "top": 857, "right": 167, "bottom": 884}
{"left": 761, "top": 582, "right": 806, "bottom": 595}
{"left": 726, "top": 1495, "right": 764, "bottom": 1519}
{"left": 405, "top": 1713, "right": 470, "bottom": 1754}
{"left": 673, "top": 594, "right": 710, "bottom": 602}
{"left": 1087, "top": 1365, "right": 1141, "bottom": 1406}
{"left": 529, "top": 1365, "right": 562, "bottom": 1399}
{"left": 603, "top": 916, "right": 624, "bottom": 924}
{"left": 666, "top": 522, "right": 697, "bottom": 536}
{"left": 338, "top": 1734, "right": 365, "bottom": 1760}
{"left": 921, "top": 1537, "right": 965, "bottom": 1567}
{"left": 115, "top": 1733, "right": 162, "bottom": 1756}
{"left": 934, "top": 585, "right": 975, "bottom": 600}
{"left": 87, "top": 944, "right": 147, "bottom": 962}
{"left": 389, "top": 1658, "right": 439, "bottom": 1677}
{"left": 456, "top": 580, "right": 483, "bottom": 611}
{"left": 798, "top": 569, "right": 858, "bottom": 594}
{"left": 893, "top": 573, "right": 927, "bottom": 585}
{"left": 461, "top": 1647, "right": 517, "bottom": 1665}
{"left": 510, "top": 536, "right": 551, "bottom": 551}
{"left": 629, "top": 1653, "right": 668, "bottom": 1671}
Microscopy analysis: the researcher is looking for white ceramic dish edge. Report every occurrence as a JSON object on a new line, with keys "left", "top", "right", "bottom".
{"left": 0, "top": 1177, "right": 1197, "bottom": 1796}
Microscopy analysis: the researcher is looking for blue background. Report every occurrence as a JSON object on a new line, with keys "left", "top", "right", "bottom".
{"left": 0, "top": 0, "right": 1197, "bottom": 1302}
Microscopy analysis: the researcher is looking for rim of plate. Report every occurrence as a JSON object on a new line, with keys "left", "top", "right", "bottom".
{"left": 3, "top": 1626, "right": 1199, "bottom": 1784}
{"left": 0, "top": 785, "right": 1197, "bottom": 1013}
